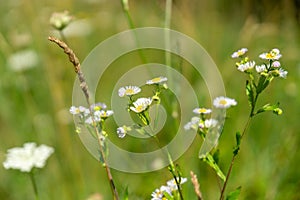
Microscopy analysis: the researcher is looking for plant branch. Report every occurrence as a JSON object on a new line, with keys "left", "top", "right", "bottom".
{"left": 48, "top": 36, "right": 119, "bottom": 200}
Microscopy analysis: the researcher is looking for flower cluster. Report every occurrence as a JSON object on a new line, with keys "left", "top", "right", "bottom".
{"left": 232, "top": 48, "right": 287, "bottom": 78}
{"left": 151, "top": 177, "right": 187, "bottom": 200}
{"left": 117, "top": 76, "right": 168, "bottom": 137}
{"left": 70, "top": 103, "right": 113, "bottom": 126}
{"left": 50, "top": 10, "right": 74, "bottom": 31}
{"left": 3, "top": 142, "right": 54, "bottom": 173}
{"left": 185, "top": 96, "right": 237, "bottom": 137}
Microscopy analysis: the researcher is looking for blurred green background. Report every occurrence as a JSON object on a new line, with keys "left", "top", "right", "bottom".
{"left": 0, "top": 0, "right": 300, "bottom": 199}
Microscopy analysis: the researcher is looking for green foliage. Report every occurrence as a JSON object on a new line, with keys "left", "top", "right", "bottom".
{"left": 226, "top": 186, "right": 241, "bottom": 200}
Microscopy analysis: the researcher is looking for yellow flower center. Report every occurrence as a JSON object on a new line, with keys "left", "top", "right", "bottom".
{"left": 125, "top": 88, "right": 134, "bottom": 94}
{"left": 151, "top": 77, "right": 162, "bottom": 83}
{"left": 219, "top": 99, "right": 227, "bottom": 105}
{"left": 198, "top": 108, "right": 207, "bottom": 113}
{"left": 135, "top": 105, "right": 144, "bottom": 112}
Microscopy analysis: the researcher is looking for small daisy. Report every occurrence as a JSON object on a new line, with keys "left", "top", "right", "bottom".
{"left": 117, "top": 125, "right": 132, "bottom": 138}
{"left": 278, "top": 68, "right": 288, "bottom": 79}
{"left": 130, "top": 97, "right": 152, "bottom": 113}
{"left": 272, "top": 61, "right": 281, "bottom": 68}
{"left": 213, "top": 96, "right": 237, "bottom": 109}
{"left": 237, "top": 61, "right": 255, "bottom": 72}
{"left": 146, "top": 76, "right": 168, "bottom": 85}
{"left": 69, "top": 106, "right": 80, "bottom": 115}
{"left": 255, "top": 64, "right": 267, "bottom": 73}
{"left": 90, "top": 102, "right": 107, "bottom": 111}
{"left": 99, "top": 110, "right": 114, "bottom": 119}
{"left": 193, "top": 108, "right": 212, "bottom": 114}
{"left": 151, "top": 185, "right": 172, "bottom": 200}
{"left": 167, "top": 177, "right": 188, "bottom": 191}
{"left": 204, "top": 118, "right": 218, "bottom": 128}
{"left": 184, "top": 117, "right": 200, "bottom": 131}
{"left": 231, "top": 48, "right": 248, "bottom": 58}
{"left": 118, "top": 86, "right": 141, "bottom": 97}
{"left": 259, "top": 48, "right": 282, "bottom": 60}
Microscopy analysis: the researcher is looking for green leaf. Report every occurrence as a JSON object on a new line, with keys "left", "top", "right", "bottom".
{"left": 256, "top": 74, "right": 274, "bottom": 94}
{"left": 245, "top": 80, "right": 255, "bottom": 109}
{"left": 226, "top": 186, "right": 242, "bottom": 200}
{"left": 122, "top": 186, "right": 129, "bottom": 200}
{"left": 233, "top": 132, "right": 241, "bottom": 156}
{"left": 256, "top": 102, "right": 280, "bottom": 115}
{"left": 202, "top": 154, "right": 226, "bottom": 181}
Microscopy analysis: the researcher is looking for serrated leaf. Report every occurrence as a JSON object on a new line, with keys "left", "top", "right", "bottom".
{"left": 226, "top": 186, "right": 241, "bottom": 200}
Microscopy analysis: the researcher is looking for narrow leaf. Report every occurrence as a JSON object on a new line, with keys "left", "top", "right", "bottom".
{"left": 226, "top": 186, "right": 242, "bottom": 200}
{"left": 245, "top": 80, "right": 254, "bottom": 109}
{"left": 202, "top": 154, "right": 226, "bottom": 181}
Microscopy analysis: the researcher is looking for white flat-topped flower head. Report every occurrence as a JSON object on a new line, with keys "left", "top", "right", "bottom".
{"left": 146, "top": 76, "right": 168, "bottom": 85}
{"left": 259, "top": 48, "right": 282, "bottom": 60}
{"left": 193, "top": 108, "right": 212, "bottom": 114}
{"left": 213, "top": 96, "right": 237, "bottom": 109}
{"left": 118, "top": 85, "right": 141, "bottom": 97}
{"left": 130, "top": 97, "right": 152, "bottom": 113}
{"left": 231, "top": 48, "right": 248, "bottom": 58}
{"left": 3, "top": 142, "right": 54, "bottom": 173}
{"left": 50, "top": 10, "right": 73, "bottom": 31}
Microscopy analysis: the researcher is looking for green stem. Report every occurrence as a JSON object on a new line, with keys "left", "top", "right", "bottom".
{"left": 29, "top": 171, "right": 39, "bottom": 200}
{"left": 219, "top": 116, "right": 252, "bottom": 200}
{"left": 165, "top": 0, "right": 173, "bottom": 86}
{"left": 120, "top": 0, "right": 147, "bottom": 64}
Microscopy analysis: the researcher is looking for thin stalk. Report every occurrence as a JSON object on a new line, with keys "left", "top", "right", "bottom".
{"left": 29, "top": 171, "right": 39, "bottom": 200}
{"left": 165, "top": 0, "right": 173, "bottom": 86}
{"left": 59, "top": 30, "right": 69, "bottom": 46}
{"left": 48, "top": 37, "right": 119, "bottom": 200}
{"left": 219, "top": 115, "right": 252, "bottom": 200}
{"left": 120, "top": 0, "right": 147, "bottom": 64}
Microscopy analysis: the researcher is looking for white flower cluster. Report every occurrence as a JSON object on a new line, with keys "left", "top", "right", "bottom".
{"left": 70, "top": 102, "right": 113, "bottom": 125}
{"left": 232, "top": 48, "right": 288, "bottom": 78}
{"left": 3, "top": 142, "right": 54, "bottom": 173}
{"left": 117, "top": 76, "right": 168, "bottom": 138}
{"left": 151, "top": 177, "right": 187, "bottom": 200}
{"left": 185, "top": 97, "right": 237, "bottom": 132}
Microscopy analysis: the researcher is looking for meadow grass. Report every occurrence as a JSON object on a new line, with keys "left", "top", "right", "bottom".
{"left": 1, "top": 0, "right": 300, "bottom": 199}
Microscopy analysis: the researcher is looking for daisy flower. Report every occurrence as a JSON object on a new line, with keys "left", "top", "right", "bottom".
{"left": 213, "top": 96, "right": 237, "bottom": 109}
{"left": 255, "top": 64, "right": 267, "bottom": 73}
{"left": 231, "top": 48, "right": 248, "bottom": 58}
{"left": 204, "top": 118, "right": 218, "bottom": 128}
{"left": 151, "top": 185, "right": 172, "bottom": 200}
{"left": 116, "top": 125, "right": 132, "bottom": 138}
{"left": 184, "top": 116, "right": 200, "bottom": 131}
{"left": 166, "top": 177, "right": 188, "bottom": 191}
{"left": 278, "top": 68, "right": 288, "bottom": 79}
{"left": 3, "top": 142, "right": 54, "bottom": 173}
{"left": 130, "top": 97, "right": 152, "bottom": 113}
{"left": 118, "top": 86, "right": 141, "bottom": 97}
{"left": 193, "top": 108, "right": 212, "bottom": 114}
{"left": 237, "top": 61, "right": 255, "bottom": 72}
{"left": 259, "top": 48, "right": 282, "bottom": 60}
{"left": 272, "top": 61, "right": 281, "bottom": 68}
{"left": 146, "top": 76, "right": 168, "bottom": 85}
